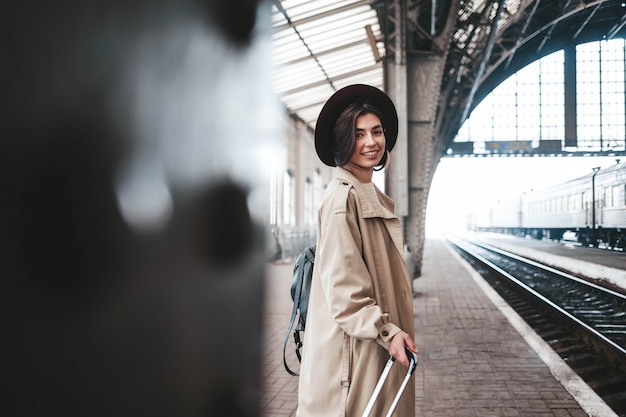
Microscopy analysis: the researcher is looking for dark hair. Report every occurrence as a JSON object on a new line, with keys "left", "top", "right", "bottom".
{"left": 331, "top": 101, "right": 389, "bottom": 170}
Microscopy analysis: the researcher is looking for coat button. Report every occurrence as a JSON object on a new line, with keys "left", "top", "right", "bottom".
{"left": 382, "top": 330, "right": 389, "bottom": 337}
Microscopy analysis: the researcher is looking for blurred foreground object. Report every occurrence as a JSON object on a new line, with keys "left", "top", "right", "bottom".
{"left": 1, "top": 1, "right": 278, "bottom": 416}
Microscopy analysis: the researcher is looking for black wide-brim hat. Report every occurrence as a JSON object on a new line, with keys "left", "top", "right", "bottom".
{"left": 314, "top": 84, "right": 398, "bottom": 167}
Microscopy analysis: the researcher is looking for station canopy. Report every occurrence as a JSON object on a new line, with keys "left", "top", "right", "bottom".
{"left": 271, "top": 0, "right": 626, "bottom": 154}
{"left": 271, "top": 0, "right": 385, "bottom": 131}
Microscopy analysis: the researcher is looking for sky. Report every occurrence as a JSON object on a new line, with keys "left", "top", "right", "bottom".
{"left": 424, "top": 155, "right": 622, "bottom": 234}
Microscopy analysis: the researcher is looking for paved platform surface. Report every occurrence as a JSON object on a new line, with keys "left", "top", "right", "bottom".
{"left": 261, "top": 238, "right": 616, "bottom": 417}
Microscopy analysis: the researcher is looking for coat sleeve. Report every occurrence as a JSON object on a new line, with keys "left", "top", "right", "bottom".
{"left": 318, "top": 186, "right": 401, "bottom": 349}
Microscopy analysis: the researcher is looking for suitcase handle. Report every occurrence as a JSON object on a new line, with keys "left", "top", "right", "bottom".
{"left": 361, "top": 348, "right": 418, "bottom": 417}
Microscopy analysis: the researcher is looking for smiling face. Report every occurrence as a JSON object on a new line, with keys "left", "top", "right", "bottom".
{"left": 344, "top": 112, "right": 386, "bottom": 183}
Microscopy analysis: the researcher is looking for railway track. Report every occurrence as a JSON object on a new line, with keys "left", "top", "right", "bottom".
{"left": 448, "top": 236, "right": 626, "bottom": 417}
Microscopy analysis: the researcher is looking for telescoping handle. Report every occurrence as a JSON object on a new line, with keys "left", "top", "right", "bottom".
{"left": 361, "top": 348, "right": 418, "bottom": 417}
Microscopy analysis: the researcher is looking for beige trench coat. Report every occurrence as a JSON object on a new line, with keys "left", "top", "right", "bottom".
{"left": 297, "top": 168, "right": 415, "bottom": 417}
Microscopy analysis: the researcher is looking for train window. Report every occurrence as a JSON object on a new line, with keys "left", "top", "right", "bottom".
{"left": 578, "top": 193, "right": 583, "bottom": 211}
{"left": 567, "top": 195, "right": 572, "bottom": 211}
{"left": 610, "top": 185, "right": 618, "bottom": 207}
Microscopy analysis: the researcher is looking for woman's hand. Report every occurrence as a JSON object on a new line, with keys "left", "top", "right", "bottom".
{"left": 388, "top": 331, "right": 418, "bottom": 367}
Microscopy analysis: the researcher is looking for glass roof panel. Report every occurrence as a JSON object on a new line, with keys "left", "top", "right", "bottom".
{"left": 282, "top": 0, "right": 375, "bottom": 24}
{"left": 271, "top": 0, "right": 385, "bottom": 129}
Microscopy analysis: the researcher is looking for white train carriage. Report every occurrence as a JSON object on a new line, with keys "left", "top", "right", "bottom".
{"left": 472, "top": 161, "right": 626, "bottom": 249}
{"left": 521, "top": 173, "right": 590, "bottom": 240}
{"left": 479, "top": 197, "right": 524, "bottom": 236}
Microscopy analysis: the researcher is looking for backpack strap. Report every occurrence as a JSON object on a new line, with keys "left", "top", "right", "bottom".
{"left": 297, "top": 245, "right": 316, "bottom": 329}
{"left": 283, "top": 255, "right": 305, "bottom": 376}
{"left": 304, "top": 245, "right": 315, "bottom": 261}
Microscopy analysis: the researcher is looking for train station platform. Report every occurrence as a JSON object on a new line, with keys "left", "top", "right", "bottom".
{"left": 261, "top": 237, "right": 617, "bottom": 417}
{"left": 466, "top": 231, "right": 626, "bottom": 294}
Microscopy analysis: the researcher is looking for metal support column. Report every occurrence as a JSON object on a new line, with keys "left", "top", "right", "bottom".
{"left": 385, "top": 0, "right": 409, "bottom": 218}
{"left": 383, "top": 0, "right": 459, "bottom": 278}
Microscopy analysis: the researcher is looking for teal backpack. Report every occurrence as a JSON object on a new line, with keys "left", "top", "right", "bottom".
{"left": 282, "top": 244, "right": 316, "bottom": 376}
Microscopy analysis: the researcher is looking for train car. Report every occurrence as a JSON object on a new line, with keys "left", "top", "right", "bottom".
{"left": 473, "top": 197, "right": 524, "bottom": 236}
{"left": 472, "top": 161, "right": 626, "bottom": 249}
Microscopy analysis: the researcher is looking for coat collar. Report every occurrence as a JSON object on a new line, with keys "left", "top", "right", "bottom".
{"left": 334, "top": 167, "right": 396, "bottom": 220}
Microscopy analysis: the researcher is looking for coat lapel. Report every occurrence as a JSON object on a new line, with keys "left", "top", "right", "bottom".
{"left": 335, "top": 168, "right": 405, "bottom": 257}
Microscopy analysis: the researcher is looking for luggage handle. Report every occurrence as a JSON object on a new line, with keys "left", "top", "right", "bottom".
{"left": 361, "top": 348, "right": 418, "bottom": 417}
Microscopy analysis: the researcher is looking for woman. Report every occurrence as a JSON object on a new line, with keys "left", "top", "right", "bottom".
{"left": 297, "top": 84, "right": 417, "bottom": 417}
